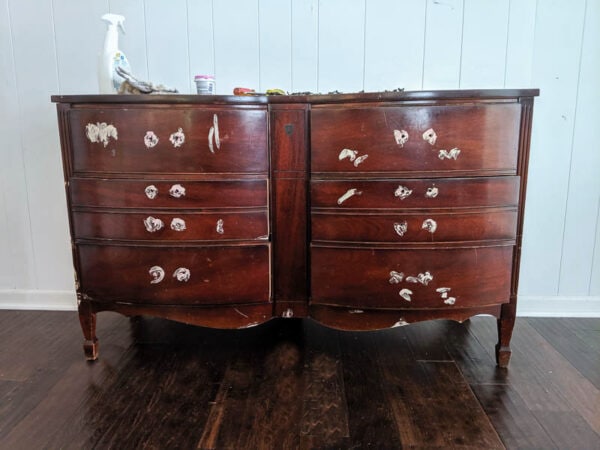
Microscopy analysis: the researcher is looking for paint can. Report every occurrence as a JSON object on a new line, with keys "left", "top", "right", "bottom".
{"left": 194, "top": 75, "right": 216, "bottom": 95}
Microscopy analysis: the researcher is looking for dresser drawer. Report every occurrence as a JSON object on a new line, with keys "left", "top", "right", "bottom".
{"left": 72, "top": 210, "right": 269, "bottom": 242}
{"left": 311, "top": 176, "right": 519, "bottom": 210}
{"left": 311, "top": 103, "right": 521, "bottom": 174}
{"left": 70, "top": 179, "right": 268, "bottom": 209}
{"left": 69, "top": 106, "right": 268, "bottom": 174}
{"left": 77, "top": 244, "right": 270, "bottom": 305}
{"left": 311, "top": 245, "right": 512, "bottom": 309}
{"left": 311, "top": 209, "right": 517, "bottom": 243}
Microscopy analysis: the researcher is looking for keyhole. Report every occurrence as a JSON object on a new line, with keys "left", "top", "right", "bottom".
{"left": 285, "top": 124, "right": 293, "bottom": 135}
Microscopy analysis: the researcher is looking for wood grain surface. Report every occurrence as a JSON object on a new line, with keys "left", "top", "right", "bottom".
{"left": 1, "top": 311, "right": 597, "bottom": 449}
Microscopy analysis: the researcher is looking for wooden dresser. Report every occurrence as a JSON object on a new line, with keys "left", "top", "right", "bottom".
{"left": 52, "top": 89, "right": 538, "bottom": 367}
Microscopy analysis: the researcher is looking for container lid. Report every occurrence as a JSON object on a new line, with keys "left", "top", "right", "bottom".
{"left": 194, "top": 74, "right": 215, "bottom": 80}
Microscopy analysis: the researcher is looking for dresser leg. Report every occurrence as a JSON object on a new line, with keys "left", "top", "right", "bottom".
{"left": 495, "top": 304, "right": 515, "bottom": 368}
{"left": 78, "top": 301, "right": 98, "bottom": 361}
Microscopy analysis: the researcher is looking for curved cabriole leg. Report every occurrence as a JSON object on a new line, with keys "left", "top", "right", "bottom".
{"left": 78, "top": 300, "right": 98, "bottom": 361}
{"left": 495, "top": 303, "right": 516, "bottom": 368}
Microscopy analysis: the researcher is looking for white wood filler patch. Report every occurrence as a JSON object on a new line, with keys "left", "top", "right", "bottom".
{"left": 353, "top": 154, "right": 368, "bottom": 167}
{"left": 438, "top": 148, "right": 461, "bottom": 160}
{"left": 213, "top": 114, "right": 220, "bottom": 149}
{"left": 208, "top": 126, "right": 215, "bottom": 153}
{"left": 282, "top": 308, "right": 294, "bottom": 318}
{"left": 173, "top": 267, "right": 191, "bottom": 282}
{"left": 144, "top": 216, "right": 164, "bottom": 232}
{"left": 216, "top": 219, "right": 224, "bottom": 234}
{"left": 436, "top": 287, "right": 451, "bottom": 298}
{"left": 436, "top": 287, "right": 457, "bottom": 305}
{"left": 406, "top": 271, "right": 433, "bottom": 286}
{"left": 392, "top": 318, "right": 409, "bottom": 327}
{"left": 145, "top": 185, "right": 158, "bottom": 199}
{"left": 394, "top": 185, "right": 413, "bottom": 200}
{"left": 339, "top": 148, "right": 368, "bottom": 167}
{"left": 207, "top": 114, "right": 221, "bottom": 154}
{"left": 425, "top": 186, "right": 439, "bottom": 198}
{"left": 422, "top": 218, "right": 437, "bottom": 233}
{"left": 339, "top": 148, "right": 358, "bottom": 161}
{"left": 394, "top": 221, "right": 408, "bottom": 237}
{"left": 422, "top": 128, "right": 437, "bottom": 145}
{"left": 169, "top": 128, "right": 185, "bottom": 148}
{"left": 86, "top": 122, "right": 118, "bottom": 147}
{"left": 337, "top": 188, "right": 362, "bottom": 205}
{"left": 399, "top": 288, "right": 413, "bottom": 301}
{"left": 144, "top": 131, "right": 159, "bottom": 149}
{"left": 170, "top": 218, "right": 186, "bottom": 231}
{"left": 169, "top": 184, "right": 186, "bottom": 198}
{"left": 393, "top": 129, "right": 409, "bottom": 147}
{"left": 149, "top": 266, "right": 165, "bottom": 284}
{"left": 389, "top": 271, "right": 404, "bottom": 284}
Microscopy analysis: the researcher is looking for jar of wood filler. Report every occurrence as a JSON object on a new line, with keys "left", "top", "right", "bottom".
{"left": 194, "top": 75, "right": 216, "bottom": 94}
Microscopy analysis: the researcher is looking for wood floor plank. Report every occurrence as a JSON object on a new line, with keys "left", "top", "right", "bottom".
{"left": 532, "top": 411, "right": 600, "bottom": 450}
{"left": 443, "top": 320, "right": 508, "bottom": 386}
{"left": 467, "top": 317, "right": 600, "bottom": 439}
{"left": 527, "top": 318, "right": 600, "bottom": 389}
{"left": 402, "top": 320, "right": 455, "bottom": 361}
{"left": 376, "top": 328, "right": 504, "bottom": 449}
{"left": 299, "top": 320, "right": 350, "bottom": 449}
{"left": 387, "top": 361, "right": 504, "bottom": 449}
{"left": 1, "top": 311, "right": 599, "bottom": 449}
{"left": 338, "top": 330, "right": 404, "bottom": 449}
{"left": 472, "top": 384, "right": 557, "bottom": 449}
{"left": 231, "top": 320, "right": 306, "bottom": 450}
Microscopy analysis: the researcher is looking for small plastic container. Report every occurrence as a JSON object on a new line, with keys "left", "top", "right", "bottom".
{"left": 194, "top": 75, "right": 216, "bottom": 95}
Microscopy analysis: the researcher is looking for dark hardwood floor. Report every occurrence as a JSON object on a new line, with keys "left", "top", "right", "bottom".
{"left": 0, "top": 310, "right": 598, "bottom": 449}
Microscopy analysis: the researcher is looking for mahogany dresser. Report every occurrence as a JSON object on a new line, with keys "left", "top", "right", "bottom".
{"left": 52, "top": 89, "right": 538, "bottom": 367}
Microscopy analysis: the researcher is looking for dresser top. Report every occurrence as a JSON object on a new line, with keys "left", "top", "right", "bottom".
{"left": 52, "top": 88, "right": 539, "bottom": 105}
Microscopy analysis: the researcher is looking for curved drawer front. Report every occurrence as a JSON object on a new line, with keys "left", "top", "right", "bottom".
{"left": 73, "top": 210, "right": 269, "bottom": 241}
{"left": 311, "top": 176, "right": 519, "bottom": 210}
{"left": 70, "top": 179, "right": 268, "bottom": 209}
{"left": 311, "top": 103, "right": 520, "bottom": 174}
{"left": 311, "top": 245, "right": 512, "bottom": 309}
{"left": 69, "top": 106, "right": 268, "bottom": 174}
{"left": 311, "top": 209, "right": 517, "bottom": 243}
{"left": 78, "top": 244, "right": 270, "bottom": 305}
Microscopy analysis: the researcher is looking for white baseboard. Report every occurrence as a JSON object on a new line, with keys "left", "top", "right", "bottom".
{"left": 517, "top": 296, "right": 600, "bottom": 317}
{"left": 1, "top": 290, "right": 599, "bottom": 317}
{"left": 0, "top": 289, "right": 77, "bottom": 311}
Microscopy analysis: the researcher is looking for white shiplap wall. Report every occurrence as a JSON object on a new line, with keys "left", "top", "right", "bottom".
{"left": 0, "top": 0, "right": 598, "bottom": 315}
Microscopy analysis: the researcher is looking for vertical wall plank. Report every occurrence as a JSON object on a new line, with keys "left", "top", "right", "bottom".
{"left": 145, "top": 0, "right": 190, "bottom": 94}
{"left": 317, "top": 0, "right": 366, "bottom": 93}
{"left": 591, "top": 201, "right": 600, "bottom": 295}
{"left": 504, "top": 0, "right": 536, "bottom": 88}
{"left": 8, "top": 0, "right": 73, "bottom": 290}
{"left": 212, "top": 0, "right": 260, "bottom": 95}
{"left": 0, "top": 0, "right": 35, "bottom": 289}
{"left": 109, "top": 0, "right": 149, "bottom": 82}
{"left": 559, "top": 0, "right": 600, "bottom": 295}
{"left": 52, "top": 0, "right": 108, "bottom": 94}
{"left": 258, "top": 0, "right": 292, "bottom": 92}
{"left": 291, "top": 0, "right": 318, "bottom": 92}
{"left": 0, "top": 194, "right": 11, "bottom": 287}
{"left": 187, "top": 0, "right": 215, "bottom": 94}
{"left": 422, "top": 0, "right": 464, "bottom": 89}
{"left": 459, "top": 0, "right": 510, "bottom": 88}
{"left": 363, "top": 0, "right": 426, "bottom": 92}
{"left": 519, "top": 0, "right": 587, "bottom": 296}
